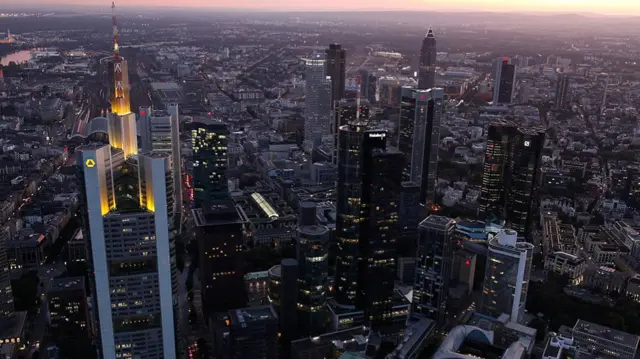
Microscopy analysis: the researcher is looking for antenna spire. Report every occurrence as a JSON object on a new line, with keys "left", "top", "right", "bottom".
{"left": 112, "top": 1, "right": 120, "bottom": 61}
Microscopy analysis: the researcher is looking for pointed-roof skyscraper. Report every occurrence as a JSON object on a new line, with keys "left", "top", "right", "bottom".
{"left": 418, "top": 27, "right": 437, "bottom": 90}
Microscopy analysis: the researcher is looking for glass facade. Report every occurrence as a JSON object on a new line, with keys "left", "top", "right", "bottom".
{"left": 481, "top": 229, "right": 533, "bottom": 322}
{"left": 479, "top": 122, "right": 545, "bottom": 239}
{"left": 297, "top": 225, "right": 330, "bottom": 336}
{"left": 411, "top": 215, "right": 455, "bottom": 326}
{"left": 334, "top": 124, "right": 402, "bottom": 328}
{"left": 189, "top": 121, "right": 229, "bottom": 207}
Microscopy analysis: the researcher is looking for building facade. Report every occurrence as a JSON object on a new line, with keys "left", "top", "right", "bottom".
{"left": 334, "top": 124, "right": 402, "bottom": 329}
{"left": 397, "top": 87, "right": 444, "bottom": 204}
{"left": 77, "top": 145, "right": 179, "bottom": 359}
{"left": 304, "top": 56, "right": 333, "bottom": 149}
{"left": 480, "top": 229, "right": 533, "bottom": 323}
{"left": 479, "top": 122, "right": 545, "bottom": 239}
{"left": 188, "top": 120, "right": 229, "bottom": 207}
{"left": 325, "top": 44, "right": 346, "bottom": 104}
{"left": 411, "top": 215, "right": 455, "bottom": 326}
{"left": 418, "top": 28, "right": 437, "bottom": 90}
{"left": 193, "top": 201, "right": 245, "bottom": 316}
{"left": 492, "top": 57, "right": 516, "bottom": 105}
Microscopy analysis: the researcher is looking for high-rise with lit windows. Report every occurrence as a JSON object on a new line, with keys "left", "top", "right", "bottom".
{"left": 188, "top": 120, "right": 229, "bottom": 207}
{"left": 334, "top": 124, "right": 402, "bottom": 329}
{"left": 77, "top": 144, "right": 179, "bottom": 359}
{"left": 411, "top": 215, "right": 454, "bottom": 327}
{"left": 480, "top": 229, "right": 533, "bottom": 323}
{"left": 397, "top": 87, "right": 444, "bottom": 204}
{"left": 193, "top": 200, "right": 245, "bottom": 316}
{"left": 479, "top": 121, "right": 545, "bottom": 239}
{"left": 139, "top": 105, "right": 182, "bottom": 226}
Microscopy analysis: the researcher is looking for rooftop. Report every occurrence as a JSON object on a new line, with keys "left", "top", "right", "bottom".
{"left": 49, "top": 276, "right": 85, "bottom": 293}
{"left": 573, "top": 319, "right": 640, "bottom": 348}
{"left": 229, "top": 305, "right": 277, "bottom": 327}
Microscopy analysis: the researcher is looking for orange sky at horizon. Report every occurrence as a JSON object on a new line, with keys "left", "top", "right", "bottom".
{"left": 9, "top": 0, "right": 640, "bottom": 15}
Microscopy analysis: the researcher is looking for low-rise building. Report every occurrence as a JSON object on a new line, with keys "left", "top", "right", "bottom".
{"left": 544, "top": 252, "right": 585, "bottom": 285}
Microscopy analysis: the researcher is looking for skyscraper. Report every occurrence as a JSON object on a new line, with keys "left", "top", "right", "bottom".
{"left": 411, "top": 215, "right": 454, "bottom": 327}
{"left": 398, "top": 182, "right": 421, "bottom": 257}
{"left": 331, "top": 98, "right": 370, "bottom": 166}
{"left": 397, "top": 87, "right": 444, "bottom": 204}
{"left": 555, "top": 74, "right": 571, "bottom": 108}
{"left": 325, "top": 44, "right": 346, "bottom": 104}
{"left": 77, "top": 145, "right": 179, "bottom": 359}
{"left": 296, "top": 202, "right": 330, "bottom": 336}
{"left": 0, "top": 225, "right": 14, "bottom": 325}
{"left": 304, "top": 56, "right": 332, "bottom": 149}
{"left": 139, "top": 105, "right": 182, "bottom": 224}
{"left": 418, "top": 27, "right": 437, "bottom": 90}
{"left": 492, "top": 57, "right": 517, "bottom": 105}
{"left": 228, "top": 306, "right": 279, "bottom": 359}
{"left": 193, "top": 200, "right": 245, "bottom": 316}
{"left": 188, "top": 120, "right": 229, "bottom": 207}
{"left": 479, "top": 122, "right": 545, "bottom": 239}
{"left": 334, "top": 124, "right": 402, "bottom": 328}
{"left": 480, "top": 229, "right": 533, "bottom": 323}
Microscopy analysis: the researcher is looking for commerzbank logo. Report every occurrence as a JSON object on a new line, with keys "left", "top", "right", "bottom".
{"left": 85, "top": 159, "right": 96, "bottom": 168}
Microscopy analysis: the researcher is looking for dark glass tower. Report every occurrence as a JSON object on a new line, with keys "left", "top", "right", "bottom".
{"left": 555, "top": 74, "right": 571, "bottom": 108}
{"left": 331, "top": 99, "right": 371, "bottom": 166}
{"left": 334, "top": 124, "right": 402, "bottom": 329}
{"left": 193, "top": 201, "right": 245, "bottom": 316}
{"left": 479, "top": 122, "right": 545, "bottom": 239}
{"left": 397, "top": 87, "right": 444, "bottom": 204}
{"left": 325, "top": 44, "right": 346, "bottom": 104}
{"left": 411, "top": 215, "right": 454, "bottom": 327}
{"left": 492, "top": 57, "right": 516, "bottom": 105}
{"left": 418, "top": 27, "right": 437, "bottom": 90}
{"left": 188, "top": 120, "right": 229, "bottom": 207}
{"left": 296, "top": 203, "right": 330, "bottom": 337}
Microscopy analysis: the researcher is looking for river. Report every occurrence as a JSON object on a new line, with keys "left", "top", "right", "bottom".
{"left": 0, "top": 49, "right": 33, "bottom": 66}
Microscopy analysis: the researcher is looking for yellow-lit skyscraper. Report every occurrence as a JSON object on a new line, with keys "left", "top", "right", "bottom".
{"left": 77, "top": 144, "right": 179, "bottom": 359}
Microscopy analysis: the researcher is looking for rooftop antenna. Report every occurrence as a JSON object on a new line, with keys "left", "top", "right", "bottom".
{"left": 112, "top": 1, "right": 120, "bottom": 61}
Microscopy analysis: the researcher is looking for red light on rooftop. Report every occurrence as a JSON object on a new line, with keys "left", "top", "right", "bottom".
{"left": 420, "top": 94, "right": 425, "bottom": 99}
{"left": 502, "top": 57, "right": 509, "bottom": 62}
{"left": 465, "top": 260, "right": 471, "bottom": 266}
{"left": 140, "top": 110, "right": 146, "bottom": 116}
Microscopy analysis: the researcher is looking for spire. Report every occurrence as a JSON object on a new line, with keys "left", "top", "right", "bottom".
{"left": 426, "top": 26, "right": 434, "bottom": 38}
{"left": 112, "top": 1, "right": 120, "bottom": 61}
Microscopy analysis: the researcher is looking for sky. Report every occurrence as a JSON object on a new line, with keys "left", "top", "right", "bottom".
{"left": 7, "top": 0, "right": 640, "bottom": 15}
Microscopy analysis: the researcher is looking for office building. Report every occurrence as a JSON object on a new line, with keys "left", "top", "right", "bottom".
{"left": 325, "top": 44, "right": 346, "bottom": 104}
{"left": 479, "top": 121, "right": 545, "bottom": 239}
{"left": 279, "top": 258, "right": 299, "bottom": 357}
{"left": 138, "top": 105, "right": 182, "bottom": 224}
{"left": 555, "top": 74, "right": 571, "bottom": 108}
{"left": 334, "top": 124, "right": 402, "bottom": 328}
{"left": 48, "top": 277, "right": 90, "bottom": 334}
{"left": 296, "top": 202, "right": 330, "bottom": 336}
{"left": 411, "top": 215, "right": 455, "bottom": 326}
{"left": 193, "top": 201, "right": 245, "bottom": 316}
{"left": 188, "top": 120, "right": 229, "bottom": 206}
{"left": 480, "top": 229, "right": 533, "bottom": 323}
{"left": 398, "top": 182, "right": 421, "bottom": 257}
{"left": 492, "top": 57, "right": 517, "bottom": 105}
{"left": 357, "top": 68, "right": 378, "bottom": 104}
{"left": 397, "top": 87, "right": 444, "bottom": 204}
{"left": 331, "top": 98, "right": 370, "bottom": 165}
{"left": 418, "top": 27, "right": 437, "bottom": 90}
{"left": 304, "top": 56, "right": 333, "bottom": 149}
{"left": 572, "top": 319, "right": 639, "bottom": 359}
{"left": 77, "top": 145, "right": 179, "bottom": 359}
{"left": 228, "top": 306, "right": 279, "bottom": 359}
